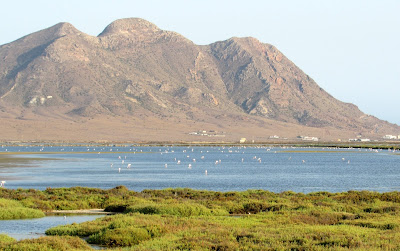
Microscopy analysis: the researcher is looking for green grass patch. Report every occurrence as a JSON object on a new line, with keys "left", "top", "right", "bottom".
{"left": 0, "top": 198, "right": 45, "bottom": 220}
{"left": 0, "top": 234, "right": 16, "bottom": 245}
{"left": 0, "top": 236, "right": 92, "bottom": 250}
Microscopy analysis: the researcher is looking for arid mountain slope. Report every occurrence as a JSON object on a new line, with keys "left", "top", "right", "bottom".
{"left": 0, "top": 18, "right": 398, "bottom": 142}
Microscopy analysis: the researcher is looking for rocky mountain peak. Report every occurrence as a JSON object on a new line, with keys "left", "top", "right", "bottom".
{"left": 52, "top": 22, "right": 81, "bottom": 37}
{"left": 98, "top": 18, "right": 160, "bottom": 37}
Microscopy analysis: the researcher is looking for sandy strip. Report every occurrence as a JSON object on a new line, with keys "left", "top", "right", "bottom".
{"left": 47, "top": 209, "right": 114, "bottom": 214}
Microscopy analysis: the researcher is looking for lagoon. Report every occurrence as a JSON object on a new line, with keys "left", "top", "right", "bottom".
{"left": 0, "top": 145, "right": 399, "bottom": 193}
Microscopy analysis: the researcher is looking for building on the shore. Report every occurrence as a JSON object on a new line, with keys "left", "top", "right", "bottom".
{"left": 301, "top": 136, "right": 318, "bottom": 141}
{"left": 239, "top": 138, "right": 247, "bottom": 143}
{"left": 383, "top": 135, "right": 397, "bottom": 140}
{"left": 349, "top": 138, "right": 371, "bottom": 142}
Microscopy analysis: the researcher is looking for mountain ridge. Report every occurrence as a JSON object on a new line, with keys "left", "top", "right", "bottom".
{"left": 0, "top": 18, "right": 398, "bottom": 142}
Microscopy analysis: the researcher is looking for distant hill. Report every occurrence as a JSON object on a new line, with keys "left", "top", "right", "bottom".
{"left": 0, "top": 18, "right": 398, "bottom": 142}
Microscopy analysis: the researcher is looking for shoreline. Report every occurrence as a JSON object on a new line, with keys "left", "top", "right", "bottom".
{"left": 46, "top": 209, "right": 114, "bottom": 215}
{"left": 1, "top": 141, "right": 399, "bottom": 149}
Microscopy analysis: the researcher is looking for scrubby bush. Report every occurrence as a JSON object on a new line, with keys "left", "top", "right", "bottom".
{"left": 0, "top": 198, "right": 45, "bottom": 220}
{"left": 0, "top": 234, "right": 15, "bottom": 245}
{"left": 88, "top": 226, "right": 151, "bottom": 247}
{"left": 0, "top": 236, "right": 91, "bottom": 250}
{"left": 124, "top": 203, "right": 228, "bottom": 216}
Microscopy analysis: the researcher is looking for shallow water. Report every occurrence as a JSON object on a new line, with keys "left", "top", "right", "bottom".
{"left": 0, "top": 145, "right": 399, "bottom": 193}
{"left": 0, "top": 215, "right": 103, "bottom": 240}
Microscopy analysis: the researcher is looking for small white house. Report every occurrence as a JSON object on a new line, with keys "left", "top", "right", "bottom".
{"left": 302, "top": 136, "right": 319, "bottom": 142}
{"left": 383, "top": 135, "right": 397, "bottom": 140}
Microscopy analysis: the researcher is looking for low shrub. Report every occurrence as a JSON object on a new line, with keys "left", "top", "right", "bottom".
{"left": 0, "top": 234, "right": 15, "bottom": 245}
{"left": 0, "top": 198, "right": 45, "bottom": 220}
{"left": 0, "top": 236, "right": 91, "bottom": 251}
{"left": 88, "top": 226, "right": 151, "bottom": 247}
{"left": 125, "top": 203, "right": 228, "bottom": 216}
{"left": 46, "top": 217, "right": 110, "bottom": 237}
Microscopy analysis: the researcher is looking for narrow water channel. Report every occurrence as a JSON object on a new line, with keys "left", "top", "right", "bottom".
{"left": 0, "top": 215, "right": 103, "bottom": 240}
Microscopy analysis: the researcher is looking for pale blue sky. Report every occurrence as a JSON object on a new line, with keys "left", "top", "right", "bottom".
{"left": 1, "top": 0, "right": 399, "bottom": 125}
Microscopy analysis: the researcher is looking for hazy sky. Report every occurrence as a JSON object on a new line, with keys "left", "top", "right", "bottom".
{"left": 1, "top": 0, "right": 399, "bottom": 125}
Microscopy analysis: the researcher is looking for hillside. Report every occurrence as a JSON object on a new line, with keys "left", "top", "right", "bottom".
{"left": 0, "top": 18, "right": 398, "bottom": 142}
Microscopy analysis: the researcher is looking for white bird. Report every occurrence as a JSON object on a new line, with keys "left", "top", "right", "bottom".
{"left": 127, "top": 164, "right": 131, "bottom": 169}
{"left": 188, "top": 164, "right": 192, "bottom": 169}
{"left": 165, "top": 164, "right": 168, "bottom": 168}
{"left": 205, "top": 170, "right": 208, "bottom": 175}
{"left": 302, "top": 160, "right": 306, "bottom": 163}
{"left": 177, "top": 160, "right": 181, "bottom": 164}
{"left": 118, "top": 168, "right": 121, "bottom": 173}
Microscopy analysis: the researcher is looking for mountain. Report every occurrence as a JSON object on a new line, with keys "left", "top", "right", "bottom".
{"left": 0, "top": 18, "right": 398, "bottom": 142}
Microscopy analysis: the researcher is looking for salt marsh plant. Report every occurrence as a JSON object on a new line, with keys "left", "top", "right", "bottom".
{"left": 0, "top": 198, "right": 45, "bottom": 220}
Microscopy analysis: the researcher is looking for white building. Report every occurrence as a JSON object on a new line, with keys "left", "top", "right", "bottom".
{"left": 302, "top": 136, "right": 319, "bottom": 141}
{"left": 383, "top": 135, "right": 397, "bottom": 140}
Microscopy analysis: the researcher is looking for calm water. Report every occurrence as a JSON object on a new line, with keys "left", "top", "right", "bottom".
{"left": 0, "top": 215, "right": 103, "bottom": 240}
{"left": 0, "top": 145, "right": 399, "bottom": 193}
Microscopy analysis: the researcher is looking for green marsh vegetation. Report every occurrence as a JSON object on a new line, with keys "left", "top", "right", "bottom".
{"left": 0, "top": 198, "right": 45, "bottom": 220}
{"left": 1, "top": 187, "right": 400, "bottom": 249}
{"left": 0, "top": 236, "right": 92, "bottom": 251}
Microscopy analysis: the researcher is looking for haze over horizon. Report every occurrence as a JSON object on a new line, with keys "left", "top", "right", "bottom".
{"left": 1, "top": 0, "right": 399, "bottom": 125}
